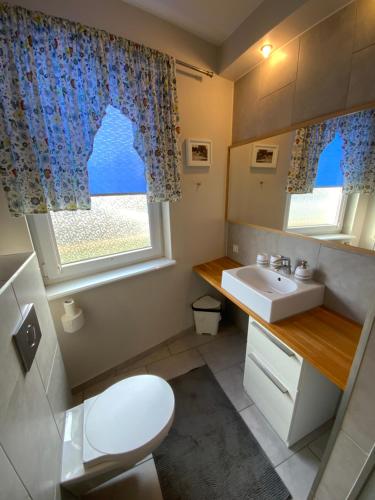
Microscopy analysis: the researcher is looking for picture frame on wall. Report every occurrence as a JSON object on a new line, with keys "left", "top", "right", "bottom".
{"left": 251, "top": 143, "right": 279, "bottom": 168}
{"left": 185, "top": 138, "right": 212, "bottom": 167}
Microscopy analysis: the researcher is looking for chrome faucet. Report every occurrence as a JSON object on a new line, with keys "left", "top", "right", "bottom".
{"left": 271, "top": 255, "right": 292, "bottom": 275}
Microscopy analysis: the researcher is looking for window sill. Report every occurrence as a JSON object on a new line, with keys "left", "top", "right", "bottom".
{"left": 313, "top": 233, "right": 356, "bottom": 241}
{"left": 45, "top": 257, "right": 176, "bottom": 301}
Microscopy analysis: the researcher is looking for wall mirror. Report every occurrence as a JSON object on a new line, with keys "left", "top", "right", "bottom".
{"left": 227, "top": 107, "right": 375, "bottom": 254}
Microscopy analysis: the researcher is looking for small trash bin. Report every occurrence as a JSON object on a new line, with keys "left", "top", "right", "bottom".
{"left": 192, "top": 296, "right": 222, "bottom": 335}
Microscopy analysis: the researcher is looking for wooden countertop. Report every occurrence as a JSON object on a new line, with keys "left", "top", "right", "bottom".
{"left": 193, "top": 257, "right": 362, "bottom": 390}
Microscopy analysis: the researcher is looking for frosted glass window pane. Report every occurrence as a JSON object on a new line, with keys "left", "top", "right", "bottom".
{"left": 50, "top": 195, "right": 151, "bottom": 264}
{"left": 288, "top": 187, "right": 343, "bottom": 228}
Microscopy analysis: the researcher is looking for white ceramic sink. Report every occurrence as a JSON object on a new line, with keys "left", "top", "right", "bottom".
{"left": 221, "top": 264, "right": 324, "bottom": 322}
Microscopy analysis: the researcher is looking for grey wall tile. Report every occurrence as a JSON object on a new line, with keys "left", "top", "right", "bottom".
{"left": 347, "top": 44, "right": 375, "bottom": 108}
{"left": 274, "top": 231, "right": 321, "bottom": 273}
{"left": 354, "top": 0, "right": 375, "bottom": 52}
{"left": 12, "top": 255, "right": 57, "bottom": 389}
{"left": 0, "top": 364, "right": 61, "bottom": 500}
{"left": 256, "top": 83, "right": 295, "bottom": 137}
{"left": 0, "top": 444, "right": 30, "bottom": 500}
{"left": 232, "top": 67, "right": 260, "bottom": 143}
{"left": 232, "top": 1, "right": 375, "bottom": 146}
{"left": 47, "top": 346, "right": 72, "bottom": 439}
{"left": 227, "top": 223, "right": 280, "bottom": 265}
{"left": 227, "top": 222, "right": 321, "bottom": 273}
{"left": 259, "top": 38, "right": 299, "bottom": 99}
{"left": 227, "top": 222, "right": 375, "bottom": 323}
{"left": 357, "top": 466, "right": 375, "bottom": 499}
{"left": 0, "top": 285, "right": 23, "bottom": 425}
{"left": 342, "top": 313, "right": 375, "bottom": 453}
{"left": 316, "top": 430, "right": 368, "bottom": 500}
{"left": 0, "top": 257, "right": 67, "bottom": 500}
{"left": 316, "top": 246, "right": 375, "bottom": 323}
{"left": 293, "top": 4, "right": 355, "bottom": 123}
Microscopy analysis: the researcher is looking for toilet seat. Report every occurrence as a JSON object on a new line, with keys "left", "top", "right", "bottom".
{"left": 83, "top": 375, "right": 175, "bottom": 467}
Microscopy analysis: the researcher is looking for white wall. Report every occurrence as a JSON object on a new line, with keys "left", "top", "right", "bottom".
{"left": 50, "top": 72, "right": 232, "bottom": 387}
{"left": 0, "top": 0, "right": 233, "bottom": 386}
{"left": 0, "top": 188, "right": 33, "bottom": 254}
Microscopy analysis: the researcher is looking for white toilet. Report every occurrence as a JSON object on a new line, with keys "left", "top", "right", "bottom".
{"left": 61, "top": 374, "right": 175, "bottom": 496}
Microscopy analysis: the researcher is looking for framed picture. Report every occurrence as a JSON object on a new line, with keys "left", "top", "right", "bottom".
{"left": 251, "top": 143, "right": 279, "bottom": 168}
{"left": 185, "top": 139, "right": 212, "bottom": 167}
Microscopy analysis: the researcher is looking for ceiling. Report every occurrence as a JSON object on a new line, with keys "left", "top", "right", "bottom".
{"left": 122, "top": 0, "right": 265, "bottom": 45}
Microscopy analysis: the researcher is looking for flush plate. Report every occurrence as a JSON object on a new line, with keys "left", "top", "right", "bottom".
{"left": 13, "top": 304, "right": 42, "bottom": 372}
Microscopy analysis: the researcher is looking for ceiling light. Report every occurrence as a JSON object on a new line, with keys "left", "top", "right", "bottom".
{"left": 260, "top": 44, "right": 273, "bottom": 59}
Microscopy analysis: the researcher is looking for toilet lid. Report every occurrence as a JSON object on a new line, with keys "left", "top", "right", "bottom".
{"left": 84, "top": 375, "right": 174, "bottom": 457}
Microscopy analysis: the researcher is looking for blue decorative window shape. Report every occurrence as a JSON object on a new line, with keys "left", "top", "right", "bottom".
{"left": 314, "top": 132, "right": 344, "bottom": 188}
{"left": 88, "top": 105, "right": 147, "bottom": 195}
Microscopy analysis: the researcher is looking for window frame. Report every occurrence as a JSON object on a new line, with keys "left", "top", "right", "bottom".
{"left": 28, "top": 197, "right": 164, "bottom": 284}
{"left": 284, "top": 188, "right": 348, "bottom": 236}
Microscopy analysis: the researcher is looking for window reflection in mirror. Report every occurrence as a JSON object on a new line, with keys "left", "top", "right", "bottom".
{"left": 286, "top": 132, "right": 347, "bottom": 235}
{"left": 227, "top": 110, "right": 375, "bottom": 253}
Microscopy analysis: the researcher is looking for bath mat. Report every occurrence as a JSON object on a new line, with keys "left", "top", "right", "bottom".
{"left": 153, "top": 365, "right": 291, "bottom": 500}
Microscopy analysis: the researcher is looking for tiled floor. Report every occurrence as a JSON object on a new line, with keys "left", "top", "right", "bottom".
{"left": 76, "top": 324, "right": 331, "bottom": 500}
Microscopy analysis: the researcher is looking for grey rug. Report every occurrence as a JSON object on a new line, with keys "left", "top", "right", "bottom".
{"left": 153, "top": 365, "right": 291, "bottom": 500}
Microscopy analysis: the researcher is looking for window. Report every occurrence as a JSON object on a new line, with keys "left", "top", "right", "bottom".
{"left": 286, "top": 132, "right": 347, "bottom": 235}
{"left": 29, "top": 106, "right": 164, "bottom": 282}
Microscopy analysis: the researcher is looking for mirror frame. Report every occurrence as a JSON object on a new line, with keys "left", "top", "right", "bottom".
{"left": 225, "top": 100, "right": 375, "bottom": 257}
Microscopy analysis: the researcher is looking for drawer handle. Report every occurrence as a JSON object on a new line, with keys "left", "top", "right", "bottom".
{"left": 248, "top": 352, "right": 289, "bottom": 394}
{"left": 251, "top": 321, "right": 295, "bottom": 358}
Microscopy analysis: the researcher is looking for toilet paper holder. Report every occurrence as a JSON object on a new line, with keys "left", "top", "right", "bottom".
{"left": 61, "top": 299, "right": 85, "bottom": 333}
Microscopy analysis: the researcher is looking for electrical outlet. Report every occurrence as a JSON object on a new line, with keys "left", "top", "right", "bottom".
{"left": 233, "top": 244, "right": 239, "bottom": 254}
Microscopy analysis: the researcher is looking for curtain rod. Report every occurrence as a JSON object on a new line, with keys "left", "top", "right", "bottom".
{"left": 176, "top": 59, "right": 214, "bottom": 78}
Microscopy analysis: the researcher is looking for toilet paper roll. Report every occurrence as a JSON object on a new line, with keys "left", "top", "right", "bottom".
{"left": 63, "top": 299, "right": 78, "bottom": 316}
{"left": 61, "top": 299, "right": 85, "bottom": 333}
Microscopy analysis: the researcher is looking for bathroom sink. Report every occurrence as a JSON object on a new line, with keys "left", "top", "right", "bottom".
{"left": 221, "top": 265, "right": 324, "bottom": 322}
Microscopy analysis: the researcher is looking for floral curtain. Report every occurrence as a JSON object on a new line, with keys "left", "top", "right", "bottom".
{"left": 286, "top": 120, "right": 336, "bottom": 194}
{"left": 0, "top": 4, "right": 182, "bottom": 216}
{"left": 286, "top": 109, "right": 375, "bottom": 195}
{"left": 339, "top": 110, "right": 375, "bottom": 194}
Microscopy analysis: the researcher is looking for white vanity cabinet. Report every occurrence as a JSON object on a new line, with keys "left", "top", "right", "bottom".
{"left": 243, "top": 317, "right": 341, "bottom": 446}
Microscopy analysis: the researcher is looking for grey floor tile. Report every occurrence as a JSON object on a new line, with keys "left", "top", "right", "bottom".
{"left": 168, "top": 329, "right": 216, "bottom": 354}
{"left": 276, "top": 447, "right": 320, "bottom": 500}
{"left": 84, "top": 367, "right": 147, "bottom": 398}
{"left": 71, "top": 391, "right": 84, "bottom": 407}
{"left": 198, "top": 333, "right": 246, "bottom": 373}
{"left": 214, "top": 364, "right": 253, "bottom": 411}
{"left": 116, "top": 345, "right": 170, "bottom": 374}
{"left": 308, "top": 429, "right": 331, "bottom": 460}
{"left": 117, "top": 366, "right": 148, "bottom": 379}
{"left": 240, "top": 405, "right": 294, "bottom": 467}
{"left": 83, "top": 458, "right": 163, "bottom": 500}
{"left": 146, "top": 349, "right": 205, "bottom": 381}
{"left": 291, "top": 420, "right": 333, "bottom": 455}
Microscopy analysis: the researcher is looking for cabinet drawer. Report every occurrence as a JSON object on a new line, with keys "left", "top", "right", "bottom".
{"left": 244, "top": 352, "right": 295, "bottom": 443}
{"left": 247, "top": 319, "right": 302, "bottom": 393}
